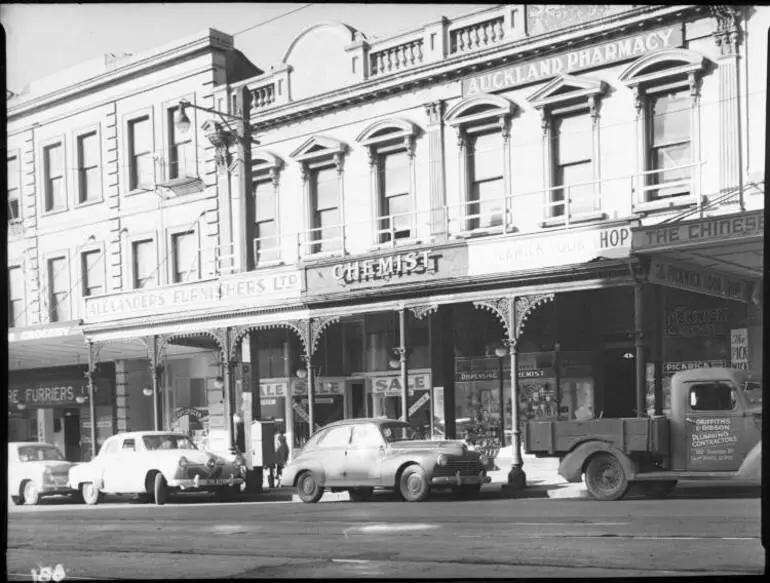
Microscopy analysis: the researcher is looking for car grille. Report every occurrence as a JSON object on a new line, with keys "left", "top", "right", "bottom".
{"left": 185, "top": 466, "right": 222, "bottom": 479}
{"left": 433, "top": 457, "right": 485, "bottom": 477}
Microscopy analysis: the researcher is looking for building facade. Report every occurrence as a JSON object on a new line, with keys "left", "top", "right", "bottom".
{"left": 8, "top": 6, "right": 765, "bottom": 475}
{"left": 7, "top": 29, "right": 261, "bottom": 459}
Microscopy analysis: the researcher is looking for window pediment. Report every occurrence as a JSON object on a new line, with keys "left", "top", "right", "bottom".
{"left": 619, "top": 48, "right": 706, "bottom": 88}
{"left": 444, "top": 93, "right": 515, "bottom": 127}
{"left": 356, "top": 118, "right": 420, "bottom": 147}
{"left": 528, "top": 75, "right": 608, "bottom": 110}
{"left": 290, "top": 135, "right": 347, "bottom": 163}
{"left": 252, "top": 151, "right": 284, "bottom": 174}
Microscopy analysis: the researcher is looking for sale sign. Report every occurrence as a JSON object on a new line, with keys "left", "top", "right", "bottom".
{"left": 730, "top": 329, "right": 749, "bottom": 370}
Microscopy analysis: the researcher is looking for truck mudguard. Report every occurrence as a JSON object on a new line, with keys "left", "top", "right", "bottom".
{"left": 735, "top": 442, "right": 761, "bottom": 481}
{"left": 559, "top": 441, "right": 639, "bottom": 483}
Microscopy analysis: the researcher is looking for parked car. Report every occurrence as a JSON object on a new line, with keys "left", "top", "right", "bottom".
{"left": 282, "top": 418, "right": 491, "bottom": 503}
{"left": 8, "top": 442, "right": 79, "bottom": 506}
{"left": 67, "top": 431, "right": 245, "bottom": 506}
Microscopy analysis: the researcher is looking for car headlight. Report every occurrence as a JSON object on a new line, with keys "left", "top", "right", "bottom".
{"left": 43, "top": 467, "right": 54, "bottom": 482}
{"left": 478, "top": 453, "right": 488, "bottom": 466}
{"left": 178, "top": 456, "right": 189, "bottom": 468}
{"left": 436, "top": 454, "right": 448, "bottom": 466}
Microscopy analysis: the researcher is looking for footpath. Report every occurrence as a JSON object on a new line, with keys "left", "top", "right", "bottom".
{"left": 242, "top": 446, "right": 760, "bottom": 503}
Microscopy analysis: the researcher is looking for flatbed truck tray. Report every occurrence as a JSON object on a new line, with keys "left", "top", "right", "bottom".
{"left": 524, "top": 416, "right": 670, "bottom": 457}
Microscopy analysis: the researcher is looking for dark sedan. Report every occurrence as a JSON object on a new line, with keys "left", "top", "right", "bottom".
{"left": 282, "top": 418, "right": 491, "bottom": 503}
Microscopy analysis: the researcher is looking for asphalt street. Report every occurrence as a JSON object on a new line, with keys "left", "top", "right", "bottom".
{"left": 7, "top": 488, "right": 765, "bottom": 579}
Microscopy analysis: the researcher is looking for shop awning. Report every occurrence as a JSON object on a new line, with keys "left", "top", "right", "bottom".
{"left": 631, "top": 209, "right": 764, "bottom": 281}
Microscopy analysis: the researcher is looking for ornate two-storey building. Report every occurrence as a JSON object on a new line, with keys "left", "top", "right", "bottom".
{"left": 8, "top": 6, "right": 765, "bottom": 481}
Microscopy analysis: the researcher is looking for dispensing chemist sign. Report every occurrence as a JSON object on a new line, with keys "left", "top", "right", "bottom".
{"left": 462, "top": 26, "right": 683, "bottom": 95}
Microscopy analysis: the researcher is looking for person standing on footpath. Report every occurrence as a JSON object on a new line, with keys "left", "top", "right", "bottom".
{"left": 273, "top": 428, "right": 290, "bottom": 487}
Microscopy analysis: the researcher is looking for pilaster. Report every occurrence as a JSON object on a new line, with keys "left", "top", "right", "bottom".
{"left": 424, "top": 100, "right": 446, "bottom": 238}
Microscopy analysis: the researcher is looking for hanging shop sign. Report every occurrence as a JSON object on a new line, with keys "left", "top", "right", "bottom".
{"left": 649, "top": 258, "right": 749, "bottom": 302}
{"left": 305, "top": 243, "right": 468, "bottom": 295}
{"left": 84, "top": 267, "right": 302, "bottom": 324}
{"left": 632, "top": 210, "right": 764, "bottom": 252}
{"left": 730, "top": 329, "right": 749, "bottom": 370}
{"left": 370, "top": 372, "right": 432, "bottom": 397}
{"left": 171, "top": 407, "right": 208, "bottom": 422}
{"left": 8, "top": 370, "right": 113, "bottom": 408}
{"left": 467, "top": 224, "right": 632, "bottom": 278}
{"left": 462, "top": 25, "right": 683, "bottom": 96}
{"left": 8, "top": 321, "right": 83, "bottom": 343}
{"left": 665, "top": 306, "right": 730, "bottom": 338}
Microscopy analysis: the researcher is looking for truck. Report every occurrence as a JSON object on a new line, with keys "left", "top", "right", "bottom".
{"left": 524, "top": 367, "right": 762, "bottom": 501}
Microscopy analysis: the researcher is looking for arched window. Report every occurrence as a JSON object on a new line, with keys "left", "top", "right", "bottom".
{"left": 444, "top": 94, "right": 515, "bottom": 234}
{"left": 251, "top": 152, "right": 284, "bottom": 266}
{"left": 619, "top": 48, "right": 708, "bottom": 212}
{"left": 290, "top": 136, "right": 347, "bottom": 256}
{"left": 356, "top": 118, "right": 421, "bottom": 245}
{"left": 528, "top": 75, "right": 608, "bottom": 226}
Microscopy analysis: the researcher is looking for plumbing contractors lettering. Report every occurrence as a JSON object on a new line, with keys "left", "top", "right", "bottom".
{"left": 689, "top": 417, "right": 739, "bottom": 469}
{"left": 462, "top": 26, "right": 683, "bottom": 95}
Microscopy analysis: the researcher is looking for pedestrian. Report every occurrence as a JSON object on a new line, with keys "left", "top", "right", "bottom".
{"left": 273, "top": 427, "right": 290, "bottom": 487}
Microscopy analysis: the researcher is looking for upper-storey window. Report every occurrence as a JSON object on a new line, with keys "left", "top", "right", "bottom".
{"left": 7, "top": 154, "right": 21, "bottom": 222}
{"left": 250, "top": 152, "right": 283, "bottom": 267}
{"left": 81, "top": 249, "right": 105, "bottom": 297}
{"left": 356, "top": 118, "right": 420, "bottom": 245}
{"left": 77, "top": 130, "right": 101, "bottom": 204}
{"left": 445, "top": 94, "right": 514, "bottom": 235}
{"left": 619, "top": 48, "right": 707, "bottom": 212}
{"left": 528, "top": 74, "right": 607, "bottom": 225}
{"left": 171, "top": 230, "right": 197, "bottom": 283}
{"left": 43, "top": 142, "right": 66, "bottom": 212}
{"left": 47, "top": 256, "right": 69, "bottom": 322}
{"left": 128, "top": 115, "right": 154, "bottom": 190}
{"left": 468, "top": 131, "right": 504, "bottom": 230}
{"left": 8, "top": 265, "right": 25, "bottom": 327}
{"left": 649, "top": 90, "right": 692, "bottom": 199}
{"left": 132, "top": 238, "right": 157, "bottom": 289}
{"left": 290, "top": 136, "right": 347, "bottom": 256}
{"left": 167, "top": 105, "right": 194, "bottom": 180}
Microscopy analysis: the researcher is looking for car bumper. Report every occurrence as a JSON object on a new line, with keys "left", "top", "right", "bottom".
{"left": 430, "top": 471, "right": 491, "bottom": 486}
{"left": 168, "top": 476, "right": 244, "bottom": 490}
{"left": 40, "top": 482, "right": 77, "bottom": 495}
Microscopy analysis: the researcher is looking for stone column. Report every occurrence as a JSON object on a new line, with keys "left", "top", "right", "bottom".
{"left": 711, "top": 6, "right": 743, "bottom": 206}
{"left": 424, "top": 100, "right": 446, "bottom": 238}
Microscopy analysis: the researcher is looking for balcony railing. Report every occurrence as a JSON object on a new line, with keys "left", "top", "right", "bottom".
{"left": 632, "top": 161, "right": 704, "bottom": 213}
{"left": 245, "top": 164, "right": 705, "bottom": 268}
{"left": 449, "top": 16, "right": 506, "bottom": 55}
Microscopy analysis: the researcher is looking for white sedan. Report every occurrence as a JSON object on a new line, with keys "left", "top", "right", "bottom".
{"left": 67, "top": 431, "right": 245, "bottom": 506}
{"left": 8, "top": 442, "right": 79, "bottom": 505}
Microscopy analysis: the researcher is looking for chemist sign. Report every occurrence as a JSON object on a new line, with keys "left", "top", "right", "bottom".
{"left": 463, "top": 26, "right": 683, "bottom": 95}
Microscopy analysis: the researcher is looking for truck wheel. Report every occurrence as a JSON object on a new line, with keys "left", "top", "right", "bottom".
{"left": 640, "top": 480, "right": 677, "bottom": 499}
{"left": 585, "top": 453, "right": 629, "bottom": 501}
{"left": 348, "top": 487, "right": 374, "bottom": 502}
{"left": 399, "top": 465, "right": 429, "bottom": 502}
{"left": 297, "top": 471, "right": 324, "bottom": 503}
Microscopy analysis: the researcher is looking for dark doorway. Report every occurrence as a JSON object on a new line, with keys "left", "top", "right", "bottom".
{"left": 63, "top": 410, "right": 81, "bottom": 462}
{"left": 601, "top": 348, "right": 637, "bottom": 418}
{"left": 351, "top": 382, "right": 365, "bottom": 418}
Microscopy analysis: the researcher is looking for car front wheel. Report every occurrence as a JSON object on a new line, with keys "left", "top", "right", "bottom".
{"left": 23, "top": 480, "right": 41, "bottom": 505}
{"left": 154, "top": 473, "right": 168, "bottom": 506}
{"left": 81, "top": 482, "right": 101, "bottom": 505}
{"left": 297, "top": 471, "right": 324, "bottom": 503}
{"left": 399, "top": 466, "right": 429, "bottom": 502}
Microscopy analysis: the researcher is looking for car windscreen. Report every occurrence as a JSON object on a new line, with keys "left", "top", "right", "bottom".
{"left": 142, "top": 434, "right": 197, "bottom": 451}
{"left": 380, "top": 422, "right": 421, "bottom": 443}
{"left": 18, "top": 445, "right": 65, "bottom": 462}
{"left": 742, "top": 381, "right": 762, "bottom": 406}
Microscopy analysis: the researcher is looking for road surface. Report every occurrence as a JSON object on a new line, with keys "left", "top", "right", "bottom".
{"left": 7, "top": 488, "right": 764, "bottom": 579}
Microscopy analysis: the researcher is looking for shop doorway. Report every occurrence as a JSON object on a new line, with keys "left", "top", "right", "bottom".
{"left": 601, "top": 348, "right": 637, "bottom": 418}
{"left": 350, "top": 382, "right": 366, "bottom": 418}
{"left": 63, "top": 410, "right": 81, "bottom": 462}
